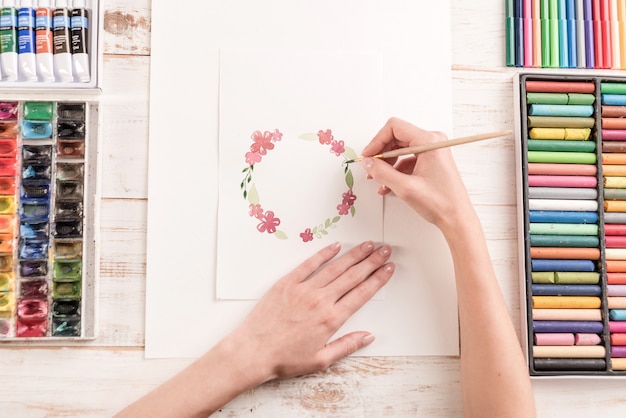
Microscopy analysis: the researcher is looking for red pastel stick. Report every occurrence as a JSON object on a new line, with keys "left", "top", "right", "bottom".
{"left": 594, "top": 0, "right": 604, "bottom": 68}
{"left": 601, "top": 0, "right": 612, "bottom": 68}
{"left": 605, "top": 224, "right": 626, "bottom": 235}
{"left": 606, "top": 235, "right": 626, "bottom": 248}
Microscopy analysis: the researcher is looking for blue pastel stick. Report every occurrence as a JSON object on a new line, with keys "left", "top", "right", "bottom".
{"left": 602, "top": 94, "right": 626, "bottom": 106}
{"left": 609, "top": 309, "right": 626, "bottom": 320}
{"left": 558, "top": 0, "right": 569, "bottom": 66}
{"left": 529, "top": 210, "right": 599, "bottom": 223}
{"left": 566, "top": 0, "right": 577, "bottom": 67}
{"left": 533, "top": 320, "right": 603, "bottom": 333}
{"left": 531, "top": 259, "right": 596, "bottom": 271}
{"left": 528, "top": 104, "right": 594, "bottom": 116}
{"left": 532, "top": 284, "right": 602, "bottom": 295}
{"left": 583, "top": 0, "right": 594, "bottom": 68}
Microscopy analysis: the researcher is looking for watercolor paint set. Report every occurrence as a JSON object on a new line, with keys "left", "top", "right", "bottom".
{"left": 514, "top": 72, "right": 626, "bottom": 376}
{"left": 0, "top": 0, "right": 101, "bottom": 89}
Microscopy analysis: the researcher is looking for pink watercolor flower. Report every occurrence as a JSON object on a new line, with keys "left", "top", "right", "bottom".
{"left": 250, "top": 130, "right": 275, "bottom": 155}
{"left": 257, "top": 211, "right": 281, "bottom": 234}
{"left": 317, "top": 129, "right": 333, "bottom": 145}
{"left": 341, "top": 190, "right": 357, "bottom": 207}
{"left": 249, "top": 204, "right": 263, "bottom": 218}
{"left": 337, "top": 203, "right": 350, "bottom": 215}
{"left": 300, "top": 228, "right": 314, "bottom": 242}
{"left": 271, "top": 129, "right": 283, "bottom": 142}
{"left": 330, "top": 139, "right": 345, "bottom": 156}
{"left": 245, "top": 151, "right": 262, "bottom": 165}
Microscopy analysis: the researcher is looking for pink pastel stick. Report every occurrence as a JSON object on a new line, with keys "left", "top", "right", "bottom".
{"left": 603, "top": 129, "right": 626, "bottom": 140}
{"left": 534, "top": 332, "right": 575, "bottom": 345}
{"left": 528, "top": 175, "right": 598, "bottom": 187}
{"left": 575, "top": 333, "right": 602, "bottom": 345}
{"left": 610, "top": 321, "right": 626, "bottom": 332}
{"left": 528, "top": 163, "right": 597, "bottom": 175}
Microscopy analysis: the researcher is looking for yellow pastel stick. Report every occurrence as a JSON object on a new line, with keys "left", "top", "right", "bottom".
{"left": 532, "top": 296, "right": 601, "bottom": 309}
{"left": 603, "top": 165, "right": 626, "bottom": 176}
{"left": 528, "top": 128, "right": 591, "bottom": 140}
{"left": 605, "top": 177, "right": 626, "bottom": 188}
{"left": 533, "top": 345, "right": 606, "bottom": 358}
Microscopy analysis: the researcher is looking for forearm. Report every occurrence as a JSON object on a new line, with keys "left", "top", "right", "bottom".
{"left": 442, "top": 207, "right": 536, "bottom": 418}
{"left": 115, "top": 336, "right": 268, "bottom": 418}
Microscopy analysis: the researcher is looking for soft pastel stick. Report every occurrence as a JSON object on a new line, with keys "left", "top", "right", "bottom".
{"left": 529, "top": 222, "right": 598, "bottom": 234}
{"left": 528, "top": 175, "right": 597, "bottom": 187}
{"left": 527, "top": 140, "right": 595, "bottom": 152}
{"left": 529, "top": 198, "right": 598, "bottom": 211}
{"left": 528, "top": 115, "right": 595, "bottom": 127}
{"left": 534, "top": 0, "right": 543, "bottom": 66}
{"left": 603, "top": 129, "right": 626, "bottom": 140}
{"left": 531, "top": 259, "right": 596, "bottom": 272}
{"left": 601, "top": 0, "right": 613, "bottom": 68}
{"left": 603, "top": 165, "right": 626, "bottom": 176}
{"left": 606, "top": 248, "right": 626, "bottom": 259}
{"left": 529, "top": 127, "right": 592, "bottom": 139}
{"left": 535, "top": 358, "right": 606, "bottom": 370}
{"left": 611, "top": 332, "right": 626, "bottom": 345}
{"left": 528, "top": 151, "right": 596, "bottom": 164}
{"left": 608, "top": 285, "right": 626, "bottom": 296}
{"left": 601, "top": 117, "right": 626, "bottom": 128}
{"left": 603, "top": 141, "right": 626, "bottom": 152}
{"left": 525, "top": 0, "right": 534, "bottom": 66}
{"left": 528, "top": 104, "right": 594, "bottom": 116}
{"left": 532, "top": 283, "right": 602, "bottom": 294}
{"left": 602, "top": 94, "right": 626, "bottom": 105}
{"left": 530, "top": 234, "right": 599, "bottom": 246}
{"left": 608, "top": 272, "right": 626, "bottom": 283}
{"left": 555, "top": 271, "right": 601, "bottom": 283}
{"left": 534, "top": 320, "right": 604, "bottom": 333}
{"left": 583, "top": 0, "right": 595, "bottom": 67}
{"left": 567, "top": 0, "right": 577, "bottom": 67}
{"left": 610, "top": 321, "right": 626, "bottom": 332}
{"left": 610, "top": 309, "right": 626, "bottom": 319}
{"left": 575, "top": 333, "right": 602, "bottom": 345}
{"left": 534, "top": 345, "right": 605, "bottom": 357}
{"left": 603, "top": 153, "right": 626, "bottom": 164}
{"left": 601, "top": 82, "right": 626, "bottom": 93}
{"left": 529, "top": 187, "right": 597, "bottom": 199}
{"left": 605, "top": 224, "right": 626, "bottom": 235}
{"left": 609, "top": 297, "right": 626, "bottom": 308}
{"left": 606, "top": 213, "right": 626, "bottom": 224}
{"left": 533, "top": 308, "right": 602, "bottom": 320}
{"left": 605, "top": 176, "right": 626, "bottom": 188}
{"left": 606, "top": 188, "right": 626, "bottom": 199}
{"left": 620, "top": 0, "right": 626, "bottom": 68}
{"left": 550, "top": 0, "right": 560, "bottom": 66}
{"left": 611, "top": 346, "right": 626, "bottom": 357}
{"left": 526, "top": 80, "right": 595, "bottom": 92}
{"left": 530, "top": 247, "right": 600, "bottom": 259}
{"left": 577, "top": 0, "right": 586, "bottom": 66}
{"left": 558, "top": 0, "right": 569, "bottom": 66}
{"left": 542, "top": 0, "right": 552, "bottom": 66}
{"left": 606, "top": 235, "right": 626, "bottom": 247}
{"left": 605, "top": 201, "right": 626, "bottom": 212}
{"left": 517, "top": 0, "right": 525, "bottom": 66}
{"left": 602, "top": 105, "right": 626, "bottom": 117}
{"left": 609, "top": 260, "right": 626, "bottom": 271}
{"left": 528, "top": 162, "right": 597, "bottom": 175}
{"left": 612, "top": 358, "right": 626, "bottom": 370}
{"left": 535, "top": 332, "right": 575, "bottom": 345}
{"left": 594, "top": 0, "right": 604, "bottom": 68}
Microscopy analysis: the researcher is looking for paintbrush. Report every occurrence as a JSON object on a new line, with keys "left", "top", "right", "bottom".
{"left": 344, "top": 130, "right": 513, "bottom": 164}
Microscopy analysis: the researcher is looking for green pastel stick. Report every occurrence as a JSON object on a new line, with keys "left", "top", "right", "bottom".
{"left": 541, "top": 0, "right": 551, "bottom": 67}
{"left": 527, "top": 139, "right": 596, "bottom": 152}
{"left": 527, "top": 116, "right": 595, "bottom": 128}
{"left": 527, "top": 93, "right": 569, "bottom": 104}
{"left": 555, "top": 272, "right": 601, "bottom": 284}
{"left": 549, "top": 0, "right": 559, "bottom": 67}
{"left": 601, "top": 83, "right": 626, "bottom": 95}
{"left": 530, "top": 235, "right": 600, "bottom": 247}
{"left": 506, "top": 0, "right": 515, "bottom": 66}
{"left": 527, "top": 151, "right": 596, "bottom": 163}
{"left": 529, "top": 223, "right": 598, "bottom": 235}
{"left": 567, "top": 93, "right": 596, "bottom": 105}
{"left": 532, "top": 272, "right": 556, "bottom": 283}
{"left": 605, "top": 188, "right": 626, "bottom": 200}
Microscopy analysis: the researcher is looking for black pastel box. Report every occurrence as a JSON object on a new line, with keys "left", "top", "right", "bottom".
{"left": 514, "top": 72, "right": 626, "bottom": 376}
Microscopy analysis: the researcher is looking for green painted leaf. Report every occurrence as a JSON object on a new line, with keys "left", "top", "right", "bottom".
{"left": 248, "top": 183, "right": 259, "bottom": 204}
{"left": 243, "top": 190, "right": 247, "bottom": 199}
{"left": 345, "top": 170, "right": 354, "bottom": 189}
{"left": 312, "top": 226, "right": 318, "bottom": 234}
{"left": 343, "top": 146, "right": 357, "bottom": 160}
{"left": 324, "top": 218, "right": 331, "bottom": 228}
{"left": 274, "top": 230, "right": 288, "bottom": 240}
{"left": 240, "top": 181, "right": 245, "bottom": 189}
{"left": 332, "top": 216, "right": 340, "bottom": 223}
{"left": 350, "top": 206, "right": 356, "bottom": 217}
{"left": 321, "top": 230, "right": 328, "bottom": 235}
{"left": 298, "top": 133, "right": 318, "bottom": 141}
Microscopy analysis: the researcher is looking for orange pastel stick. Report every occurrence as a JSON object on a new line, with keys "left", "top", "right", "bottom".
{"left": 530, "top": 247, "right": 601, "bottom": 259}
{"left": 607, "top": 260, "right": 626, "bottom": 272}
{"left": 603, "top": 153, "right": 626, "bottom": 164}
{"left": 611, "top": 333, "right": 626, "bottom": 345}
{"left": 603, "top": 118, "right": 626, "bottom": 129}
{"left": 608, "top": 273, "right": 626, "bottom": 284}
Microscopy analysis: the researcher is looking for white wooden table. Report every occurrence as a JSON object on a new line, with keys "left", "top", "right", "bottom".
{"left": 2, "top": 1, "right": 626, "bottom": 416}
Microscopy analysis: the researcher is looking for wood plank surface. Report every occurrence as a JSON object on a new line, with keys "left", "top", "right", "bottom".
{"left": 1, "top": 1, "right": 626, "bottom": 417}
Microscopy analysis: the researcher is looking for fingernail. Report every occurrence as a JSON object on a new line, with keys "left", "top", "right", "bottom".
{"left": 362, "top": 157, "right": 373, "bottom": 170}
{"left": 379, "top": 246, "right": 391, "bottom": 257}
{"left": 330, "top": 242, "right": 341, "bottom": 251}
{"left": 384, "top": 263, "right": 395, "bottom": 273}
{"left": 361, "top": 241, "right": 374, "bottom": 252}
{"left": 363, "top": 334, "right": 376, "bottom": 346}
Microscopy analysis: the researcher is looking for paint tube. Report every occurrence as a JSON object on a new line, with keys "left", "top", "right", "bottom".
{"left": 70, "top": 0, "right": 88, "bottom": 82}
{"left": 52, "top": 0, "right": 72, "bottom": 82}
{"left": 17, "top": 0, "right": 36, "bottom": 81}
{"left": 0, "top": 0, "right": 18, "bottom": 81}
{"left": 34, "top": 0, "right": 53, "bottom": 81}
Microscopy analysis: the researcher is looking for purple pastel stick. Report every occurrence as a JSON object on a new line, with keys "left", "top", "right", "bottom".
{"left": 611, "top": 346, "right": 626, "bottom": 357}
{"left": 533, "top": 320, "right": 604, "bottom": 333}
{"left": 584, "top": 0, "right": 595, "bottom": 68}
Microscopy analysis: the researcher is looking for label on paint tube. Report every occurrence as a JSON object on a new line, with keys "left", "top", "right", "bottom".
{"left": 35, "top": 8, "right": 52, "bottom": 54}
{"left": 17, "top": 8, "right": 35, "bottom": 54}
{"left": 0, "top": 9, "right": 17, "bottom": 54}
{"left": 70, "top": 9, "right": 87, "bottom": 54}
{"left": 52, "top": 9, "right": 70, "bottom": 54}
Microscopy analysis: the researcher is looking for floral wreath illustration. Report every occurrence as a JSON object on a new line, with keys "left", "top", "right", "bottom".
{"left": 240, "top": 128, "right": 357, "bottom": 242}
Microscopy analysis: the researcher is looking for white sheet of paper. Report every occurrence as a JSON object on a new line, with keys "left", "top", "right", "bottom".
{"left": 146, "top": 0, "right": 457, "bottom": 358}
{"left": 217, "top": 49, "right": 384, "bottom": 299}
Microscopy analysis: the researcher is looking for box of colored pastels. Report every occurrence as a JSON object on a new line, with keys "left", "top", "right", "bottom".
{"left": 0, "top": 99, "right": 99, "bottom": 341}
{"left": 514, "top": 73, "right": 626, "bottom": 376}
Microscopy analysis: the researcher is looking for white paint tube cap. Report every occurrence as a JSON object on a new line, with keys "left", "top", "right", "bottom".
{"left": 20, "top": 0, "right": 32, "bottom": 7}
{"left": 55, "top": 0, "right": 68, "bottom": 8}
{"left": 3, "top": 0, "right": 16, "bottom": 8}
{"left": 72, "top": 0, "right": 85, "bottom": 8}
{"left": 37, "top": 0, "right": 49, "bottom": 7}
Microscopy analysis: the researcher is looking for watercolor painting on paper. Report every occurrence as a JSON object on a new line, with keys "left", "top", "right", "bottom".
{"left": 216, "top": 49, "right": 384, "bottom": 300}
